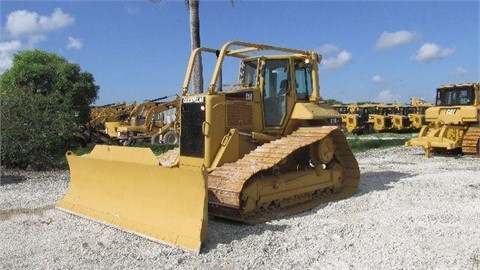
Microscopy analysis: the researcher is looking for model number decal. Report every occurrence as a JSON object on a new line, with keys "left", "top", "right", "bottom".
{"left": 182, "top": 96, "right": 205, "bottom": 103}
{"left": 445, "top": 109, "right": 457, "bottom": 115}
{"left": 226, "top": 91, "right": 254, "bottom": 101}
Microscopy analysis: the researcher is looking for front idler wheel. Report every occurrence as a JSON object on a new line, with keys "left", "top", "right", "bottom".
{"left": 310, "top": 136, "right": 335, "bottom": 165}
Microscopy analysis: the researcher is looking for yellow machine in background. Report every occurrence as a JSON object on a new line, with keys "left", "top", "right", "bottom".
{"left": 89, "top": 102, "right": 136, "bottom": 139}
{"left": 331, "top": 103, "right": 349, "bottom": 130}
{"left": 369, "top": 103, "right": 395, "bottom": 132}
{"left": 408, "top": 97, "right": 433, "bottom": 130}
{"left": 344, "top": 103, "right": 377, "bottom": 134}
{"left": 406, "top": 82, "right": 480, "bottom": 157}
{"left": 342, "top": 100, "right": 431, "bottom": 134}
{"left": 80, "top": 102, "right": 134, "bottom": 144}
{"left": 370, "top": 103, "right": 415, "bottom": 133}
{"left": 57, "top": 41, "right": 360, "bottom": 252}
{"left": 389, "top": 103, "right": 415, "bottom": 132}
{"left": 103, "top": 99, "right": 158, "bottom": 140}
{"left": 89, "top": 102, "right": 132, "bottom": 127}
{"left": 114, "top": 96, "right": 180, "bottom": 145}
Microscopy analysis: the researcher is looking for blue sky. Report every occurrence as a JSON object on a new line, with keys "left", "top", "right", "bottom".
{"left": 1, "top": 1, "right": 478, "bottom": 105}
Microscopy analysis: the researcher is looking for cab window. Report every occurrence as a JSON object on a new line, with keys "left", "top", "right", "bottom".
{"left": 294, "top": 60, "right": 312, "bottom": 100}
{"left": 240, "top": 60, "right": 258, "bottom": 87}
{"left": 262, "top": 59, "right": 289, "bottom": 126}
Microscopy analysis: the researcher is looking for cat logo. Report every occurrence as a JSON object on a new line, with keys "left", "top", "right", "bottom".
{"left": 445, "top": 108, "right": 457, "bottom": 115}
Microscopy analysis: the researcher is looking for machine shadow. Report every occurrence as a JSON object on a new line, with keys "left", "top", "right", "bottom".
{"left": 0, "top": 172, "right": 27, "bottom": 186}
{"left": 355, "top": 170, "right": 416, "bottom": 196}
{"left": 202, "top": 169, "right": 416, "bottom": 252}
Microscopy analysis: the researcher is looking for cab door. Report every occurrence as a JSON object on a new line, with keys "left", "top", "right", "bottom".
{"left": 262, "top": 59, "right": 290, "bottom": 128}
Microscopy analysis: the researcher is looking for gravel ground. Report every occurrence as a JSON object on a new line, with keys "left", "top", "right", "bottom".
{"left": 1, "top": 146, "right": 479, "bottom": 269}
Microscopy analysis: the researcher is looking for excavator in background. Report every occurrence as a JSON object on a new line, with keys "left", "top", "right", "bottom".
{"left": 405, "top": 82, "right": 480, "bottom": 157}
{"left": 79, "top": 102, "right": 135, "bottom": 144}
{"left": 113, "top": 96, "right": 180, "bottom": 145}
{"left": 57, "top": 41, "right": 360, "bottom": 252}
{"left": 102, "top": 99, "right": 159, "bottom": 140}
{"left": 89, "top": 102, "right": 132, "bottom": 126}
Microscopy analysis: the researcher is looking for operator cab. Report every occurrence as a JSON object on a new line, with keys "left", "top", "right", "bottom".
{"left": 436, "top": 85, "right": 475, "bottom": 106}
{"left": 241, "top": 57, "right": 314, "bottom": 128}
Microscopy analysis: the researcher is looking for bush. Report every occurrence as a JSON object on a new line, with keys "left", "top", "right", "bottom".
{"left": 0, "top": 50, "right": 99, "bottom": 170}
{"left": 1, "top": 90, "right": 82, "bottom": 169}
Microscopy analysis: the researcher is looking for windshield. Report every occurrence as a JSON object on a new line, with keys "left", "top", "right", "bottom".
{"left": 335, "top": 106, "right": 348, "bottom": 114}
{"left": 436, "top": 87, "right": 474, "bottom": 106}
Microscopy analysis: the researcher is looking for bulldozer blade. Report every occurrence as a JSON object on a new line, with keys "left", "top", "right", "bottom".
{"left": 56, "top": 145, "right": 208, "bottom": 252}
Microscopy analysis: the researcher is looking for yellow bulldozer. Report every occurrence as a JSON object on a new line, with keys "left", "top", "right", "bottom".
{"left": 345, "top": 103, "right": 377, "bottom": 134}
{"left": 408, "top": 97, "right": 433, "bottom": 130}
{"left": 57, "top": 41, "right": 360, "bottom": 252}
{"left": 331, "top": 103, "right": 349, "bottom": 130}
{"left": 389, "top": 103, "right": 416, "bottom": 133}
{"left": 405, "top": 82, "right": 480, "bottom": 157}
{"left": 369, "top": 103, "right": 395, "bottom": 132}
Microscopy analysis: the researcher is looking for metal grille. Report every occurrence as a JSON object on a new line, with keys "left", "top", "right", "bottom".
{"left": 226, "top": 103, "right": 253, "bottom": 128}
{"left": 180, "top": 102, "right": 205, "bottom": 157}
{"left": 385, "top": 117, "right": 392, "bottom": 127}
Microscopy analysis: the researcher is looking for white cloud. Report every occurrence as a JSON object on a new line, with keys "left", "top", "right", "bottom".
{"left": 316, "top": 44, "right": 339, "bottom": 55}
{"left": 412, "top": 43, "right": 455, "bottom": 63}
{"left": 321, "top": 50, "right": 352, "bottom": 70}
{"left": 454, "top": 67, "right": 467, "bottom": 77}
{"left": 67, "top": 36, "right": 83, "bottom": 49}
{"left": 5, "top": 8, "right": 74, "bottom": 44}
{"left": 5, "top": 10, "right": 39, "bottom": 38}
{"left": 377, "top": 90, "right": 400, "bottom": 103}
{"left": 0, "top": 8, "right": 75, "bottom": 73}
{"left": 372, "top": 75, "right": 387, "bottom": 83}
{"left": 38, "top": 8, "right": 74, "bottom": 32}
{"left": 375, "top": 30, "right": 418, "bottom": 50}
{"left": 0, "top": 40, "right": 22, "bottom": 74}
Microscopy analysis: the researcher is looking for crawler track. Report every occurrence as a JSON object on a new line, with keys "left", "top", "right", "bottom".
{"left": 462, "top": 126, "right": 480, "bottom": 155}
{"left": 208, "top": 126, "right": 360, "bottom": 223}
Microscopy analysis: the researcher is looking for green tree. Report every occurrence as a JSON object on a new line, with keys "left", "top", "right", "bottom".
{"left": 325, "top": 98, "right": 343, "bottom": 105}
{"left": 1, "top": 50, "right": 99, "bottom": 169}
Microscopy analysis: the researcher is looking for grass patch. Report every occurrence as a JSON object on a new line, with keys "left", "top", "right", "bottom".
{"left": 72, "top": 143, "right": 96, "bottom": 156}
{"left": 347, "top": 133, "right": 413, "bottom": 153}
{"left": 148, "top": 144, "right": 178, "bottom": 155}
{"left": 68, "top": 132, "right": 415, "bottom": 159}
{"left": 70, "top": 143, "right": 177, "bottom": 156}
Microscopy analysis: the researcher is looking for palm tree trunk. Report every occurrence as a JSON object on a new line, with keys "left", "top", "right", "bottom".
{"left": 188, "top": 0, "right": 203, "bottom": 94}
